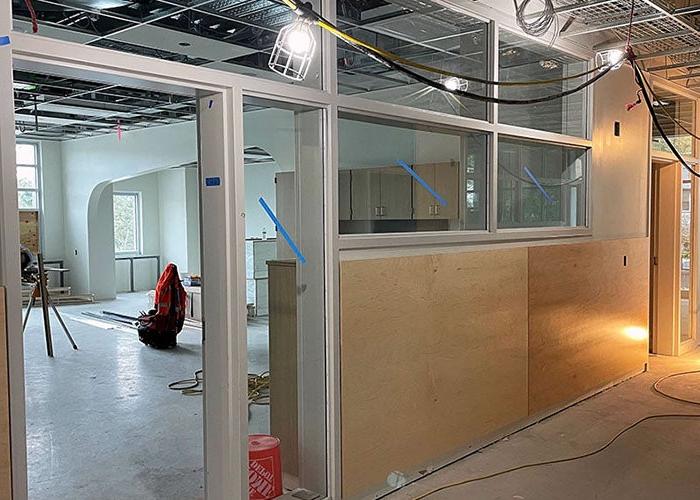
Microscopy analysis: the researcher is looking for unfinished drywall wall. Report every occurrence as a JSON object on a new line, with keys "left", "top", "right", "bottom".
{"left": 591, "top": 64, "right": 651, "bottom": 239}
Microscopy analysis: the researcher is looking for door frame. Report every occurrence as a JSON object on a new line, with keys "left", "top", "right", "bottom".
{"left": 650, "top": 159, "right": 698, "bottom": 356}
{"left": 0, "top": 36, "right": 245, "bottom": 500}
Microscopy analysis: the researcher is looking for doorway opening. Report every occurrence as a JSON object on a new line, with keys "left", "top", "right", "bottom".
{"left": 650, "top": 159, "right": 698, "bottom": 356}
{"left": 13, "top": 67, "right": 206, "bottom": 499}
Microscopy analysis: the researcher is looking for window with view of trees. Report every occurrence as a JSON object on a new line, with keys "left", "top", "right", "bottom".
{"left": 16, "top": 143, "right": 39, "bottom": 210}
{"left": 113, "top": 192, "right": 141, "bottom": 254}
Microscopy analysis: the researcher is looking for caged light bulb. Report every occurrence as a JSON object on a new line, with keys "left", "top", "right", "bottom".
{"left": 442, "top": 76, "right": 468, "bottom": 92}
{"left": 286, "top": 26, "right": 312, "bottom": 53}
{"left": 268, "top": 18, "right": 317, "bottom": 81}
{"left": 595, "top": 49, "right": 625, "bottom": 72}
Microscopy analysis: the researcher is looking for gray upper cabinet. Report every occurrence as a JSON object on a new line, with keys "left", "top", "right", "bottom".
{"left": 412, "top": 162, "right": 460, "bottom": 220}
{"left": 351, "top": 167, "right": 412, "bottom": 220}
{"left": 338, "top": 170, "right": 352, "bottom": 220}
{"left": 344, "top": 163, "right": 456, "bottom": 221}
{"left": 380, "top": 167, "right": 412, "bottom": 219}
{"left": 351, "top": 168, "right": 381, "bottom": 220}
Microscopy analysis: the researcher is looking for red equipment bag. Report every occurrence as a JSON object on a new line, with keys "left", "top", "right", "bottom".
{"left": 138, "top": 263, "right": 188, "bottom": 349}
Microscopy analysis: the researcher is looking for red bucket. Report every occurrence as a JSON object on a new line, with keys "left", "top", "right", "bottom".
{"left": 249, "top": 434, "right": 283, "bottom": 499}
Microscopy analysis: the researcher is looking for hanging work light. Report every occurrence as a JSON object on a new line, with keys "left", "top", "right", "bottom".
{"left": 442, "top": 77, "right": 468, "bottom": 92}
{"left": 268, "top": 17, "right": 316, "bottom": 81}
{"left": 595, "top": 49, "right": 625, "bottom": 72}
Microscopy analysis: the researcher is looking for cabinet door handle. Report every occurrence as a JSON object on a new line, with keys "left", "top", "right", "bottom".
{"left": 374, "top": 206, "right": 380, "bottom": 217}
{"left": 428, "top": 205, "right": 434, "bottom": 216}
{"left": 381, "top": 206, "right": 386, "bottom": 216}
{"left": 435, "top": 205, "right": 440, "bottom": 216}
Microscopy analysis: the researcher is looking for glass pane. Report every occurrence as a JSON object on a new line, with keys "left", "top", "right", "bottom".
{"left": 16, "top": 143, "right": 37, "bottom": 165}
{"left": 113, "top": 193, "right": 138, "bottom": 253}
{"left": 337, "top": 0, "right": 488, "bottom": 120}
{"left": 498, "top": 137, "right": 587, "bottom": 228}
{"left": 243, "top": 99, "right": 327, "bottom": 496}
{"left": 18, "top": 190, "right": 37, "bottom": 210}
{"left": 13, "top": 0, "right": 322, "bottom": 88}
{"left": 338, "top": 114, "right": 488, "bottom": 234}
{"left": 681, "top": 171, "right": 693, "bottom": 342}
{"left": 498, "top": 30, "right": 588, "bottom": 137}
{"left": 652, "top": 89, "right": 695, "bottom": 156}
{"left": 17, "top": 166, "right": 38, "bottom": 189}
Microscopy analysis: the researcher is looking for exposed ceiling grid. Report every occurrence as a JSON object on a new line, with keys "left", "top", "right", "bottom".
{"left": 10, "top": 0, "right": 700, "bottom": 122}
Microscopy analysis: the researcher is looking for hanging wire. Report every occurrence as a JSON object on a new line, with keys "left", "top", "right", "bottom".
{"left": 283, "top": 0, "right": 611, "bottom": 89}
{"left": 633, "top": 60, "right": 700, "bottom": 179}
{"left": 513, "top": 0, "right": 556, "bottom": 38}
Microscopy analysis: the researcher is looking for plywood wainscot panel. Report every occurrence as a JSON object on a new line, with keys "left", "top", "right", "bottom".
{"left": 528, "top": 238, "right": 649, "bottom": 415}
{"left": 340, "top": 249, "right": 529, "bottom": 498}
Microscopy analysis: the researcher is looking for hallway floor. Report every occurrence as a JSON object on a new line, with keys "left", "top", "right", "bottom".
{"left": 386, "top": 348, "right": 700, "bottom": 500}
{"left": 23, "top": 292, "right": 270, "bottom": 500}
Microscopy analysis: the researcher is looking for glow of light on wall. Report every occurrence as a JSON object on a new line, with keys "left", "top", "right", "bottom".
{"left": 623, "top": 326, "right": 648, "bottom": 341}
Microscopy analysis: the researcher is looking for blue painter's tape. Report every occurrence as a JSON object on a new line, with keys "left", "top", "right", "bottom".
{"left": 396, "top": 159, "right": 447, "bottom": 206}
{"left": 258, "top": 197, "right": 307, "bottom": 264}
{"left": 208, "top": 99, "right": 213, "bottom": 109}
{"left": 523, "top": 166, "right": 555, "bottom": 204}
{"left": 0, "top": 36, "right": 10, "bottom": 46}
{"left": 205, "top": 176, "right": 221, "bottom": 187}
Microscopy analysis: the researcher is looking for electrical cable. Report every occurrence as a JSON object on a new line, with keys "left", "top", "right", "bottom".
{"left": 632, "top": 60, "right": 700, "bottom": 179}
{"left": 653, "top": 370, "right": 700, "bottom": 405}
{"left": 638, "top": 72, "right": 700, "bottom": 141}
{"left": 513, "top": 0, "right": 555, "bottom": 38}
{"left": 23, "top": 0, "right": 39, "bottom": 33}
{"left": 168, "top": 369, "right": 204, "bottom": 396}
{"left": 309, "top": 4, "right": 619, "bottom": 105}
{"left": 284, "top": 0, "right": 608, "bottom": 89}
{"left": 410, "top": 413, "right": 700, "bottom": 499}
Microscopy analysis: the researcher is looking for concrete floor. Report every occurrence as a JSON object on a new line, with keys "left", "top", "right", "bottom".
{"left": 24, "top": 292, "right": 270, "bottom": 500}
{"left": 386, "top": 348, "right": 700, "bottom": 500}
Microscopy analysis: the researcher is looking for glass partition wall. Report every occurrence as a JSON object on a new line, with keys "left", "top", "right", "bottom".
{"left": 243, "top": 98, "right": 327, "bottom": 497}
{"left": 7, "top": 0, "right": 603, "bottom": 498}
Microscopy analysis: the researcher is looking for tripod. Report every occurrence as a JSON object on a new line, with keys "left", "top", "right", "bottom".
{"left": 22, "top": 253, "right": 78, "bottom": 357}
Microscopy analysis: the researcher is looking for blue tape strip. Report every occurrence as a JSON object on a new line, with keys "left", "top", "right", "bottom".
{"left": 523, "top": 166, "right": 555, "bottom": 204}
{"left": 208, "top": 99, "right": 213, "bottom": 109}
{"left": 258, "top": 197, "right": 307, "bottom": 264}
{"left": 396, "top": 159, "right": 447, "bottom": 206}
{"left": 0, "top": 36, "right": 10, "bottom": 46}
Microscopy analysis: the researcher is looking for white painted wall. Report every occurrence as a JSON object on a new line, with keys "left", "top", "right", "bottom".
{"left": 158, "top": 168, "right": 189, "bottom": 273}
{"left": 591, "top": 65, "right": 651, "bottom": 240}
{"left": 39, "top": 140, "right": 65, "bottom": 261}
{"left": 185, "top": 167, "right": 201, "bottom": 275}
{"left": 338, "top": 118, "right": 461, "bottom": 169}
{"left": 112, "top": 172, "right": 162, "bottom": 292}
{"left": 60, "top": 121, "right": 197, "bottom": 297}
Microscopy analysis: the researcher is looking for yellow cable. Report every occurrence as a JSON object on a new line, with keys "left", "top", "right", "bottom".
{"left": 319, "top": 20, "right": 601, "bottom": 86}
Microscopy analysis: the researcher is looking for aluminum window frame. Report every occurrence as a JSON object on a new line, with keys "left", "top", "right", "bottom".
{"left": 649, "top": 75, "right": 700, "bottom": 162}
{"left": 1, "top": 0, "right": 608, "bottom": 498}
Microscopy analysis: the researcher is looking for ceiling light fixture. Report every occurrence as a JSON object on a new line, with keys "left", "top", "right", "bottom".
{"left": 595, "top": 49, "right": 625, "bottom": 71}
{"left": 268, "top": 17, "right": 316, "bottom": 81}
